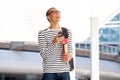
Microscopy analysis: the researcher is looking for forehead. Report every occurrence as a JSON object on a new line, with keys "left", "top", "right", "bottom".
{"left": 48, "top": 8, "right": 58, "bottom": 12}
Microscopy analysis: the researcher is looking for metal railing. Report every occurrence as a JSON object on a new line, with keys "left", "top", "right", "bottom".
{"left": 76, "top": 43, "right": 120, "bottom": 55}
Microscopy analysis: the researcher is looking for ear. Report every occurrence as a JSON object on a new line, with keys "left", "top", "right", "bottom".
{"left": 47, "top": 16, "right": 50, "bottom": 20}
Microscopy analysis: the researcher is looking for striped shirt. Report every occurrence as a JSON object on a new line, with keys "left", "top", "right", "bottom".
{"left": 38, "top": 27, "right": 73, "bottom": 73}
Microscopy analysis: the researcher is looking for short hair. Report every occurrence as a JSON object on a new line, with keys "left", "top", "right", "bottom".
{"left": 46, "top": 7, "right": 56, "bottom": 16}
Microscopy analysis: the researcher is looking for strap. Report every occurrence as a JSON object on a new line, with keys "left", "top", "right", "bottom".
{"left": 61, "top": 27, "right": 68, "bottom": 38}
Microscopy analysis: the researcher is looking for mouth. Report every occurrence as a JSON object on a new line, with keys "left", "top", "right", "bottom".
{"left": 56, "top": 17, "right": 60, "bottom": 18}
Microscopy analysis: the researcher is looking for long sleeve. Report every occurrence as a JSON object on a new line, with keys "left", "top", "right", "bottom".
{"left": 38, "top": 30, "right": 57, "bottom": 59}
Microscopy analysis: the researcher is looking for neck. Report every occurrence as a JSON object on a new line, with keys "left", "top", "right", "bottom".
{"left": 49, "top": 22, "right": 60, "bottom": 29}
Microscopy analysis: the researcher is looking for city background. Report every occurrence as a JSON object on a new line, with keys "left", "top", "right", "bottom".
{"left": 0, "top": 0, "right": 120, "bottom": 80}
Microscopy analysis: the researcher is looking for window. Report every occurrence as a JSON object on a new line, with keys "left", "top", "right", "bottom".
{"left": 80, "top": 44, "right": 85, "bottom": 49}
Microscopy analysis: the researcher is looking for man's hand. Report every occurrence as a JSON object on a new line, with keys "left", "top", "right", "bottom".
{"left": 52, "top": 34, "right": 64, "bottom": 45}
{"left": 62, "top": 53, "right": 71, "bottom": 62}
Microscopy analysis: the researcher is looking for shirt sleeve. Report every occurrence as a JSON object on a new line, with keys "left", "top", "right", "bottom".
{"left": 38, "top": 31, "right": 57, "bottom": 59}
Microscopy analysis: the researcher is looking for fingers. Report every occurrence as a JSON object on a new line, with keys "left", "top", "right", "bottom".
{"left": 53, "top": 33, "right": 65, "bottom": 45}
{"left": 57, "top": 34, "right": 62, "bottom": 37}
{"left": 53, "top": 36, "right": 59, "bottom": 45}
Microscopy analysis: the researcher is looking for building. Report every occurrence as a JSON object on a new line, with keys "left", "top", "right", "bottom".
{"left": 0, "top": 41, "right": 42, "bottom": 80}
{"left": 76, "top": 9, "right": 120, "bottom": 80}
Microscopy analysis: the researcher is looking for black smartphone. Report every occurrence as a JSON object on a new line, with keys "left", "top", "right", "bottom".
{"left": 58, "top": 31, "right": 63, "bottom": 37}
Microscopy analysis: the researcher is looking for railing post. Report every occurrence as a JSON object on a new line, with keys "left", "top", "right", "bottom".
{"left": 90, "top": 17, "right": 99, "bottom": 80}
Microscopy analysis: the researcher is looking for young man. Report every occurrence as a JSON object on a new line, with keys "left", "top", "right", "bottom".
{"left": 38, "top": 7, "right": 73, "bottom": 80}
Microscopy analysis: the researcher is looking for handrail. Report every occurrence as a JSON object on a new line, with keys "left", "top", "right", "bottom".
{"left": 76, "top": 43, "right": 120, "bottom": 55}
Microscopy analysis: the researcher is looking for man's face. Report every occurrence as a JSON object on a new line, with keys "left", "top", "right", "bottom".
{"left": 47, "top": 8, "right": 61, "bottom": 23}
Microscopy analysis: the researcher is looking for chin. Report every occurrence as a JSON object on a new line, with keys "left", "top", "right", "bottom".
{"left": 56, "top": 19, "right": 61, "bottom": 22}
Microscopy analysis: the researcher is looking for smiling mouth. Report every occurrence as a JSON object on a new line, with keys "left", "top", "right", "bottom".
{"left": 57, "top": 17, "right": 60, "bottom": 18}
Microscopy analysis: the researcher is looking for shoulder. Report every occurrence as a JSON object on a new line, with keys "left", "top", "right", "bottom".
{"left": 38, "top": 28, "right": 49, "bottom": 34}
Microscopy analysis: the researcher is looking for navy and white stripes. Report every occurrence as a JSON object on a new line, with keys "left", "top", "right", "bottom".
{"left": 38, "top": 28, "right": 73, "bottom": 73}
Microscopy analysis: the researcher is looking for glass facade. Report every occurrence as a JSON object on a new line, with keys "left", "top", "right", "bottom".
{"left": 99, "top": 27, "right": 120, "bottom": 43}
{"left": 99, "top": 13, "right": 120, "bottom": 54}
{"left": 76, "top": 12, "right": 120, "bottom": 55}
{"left": 111, "top": 13, "right": 120, "bottom": 21}
{"left": 99, "top": 13, "right": 120, "bottom": 43}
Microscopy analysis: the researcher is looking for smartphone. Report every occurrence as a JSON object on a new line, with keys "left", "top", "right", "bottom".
{"left": 58, "top": 31, "right": 63, "bottom": 37}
